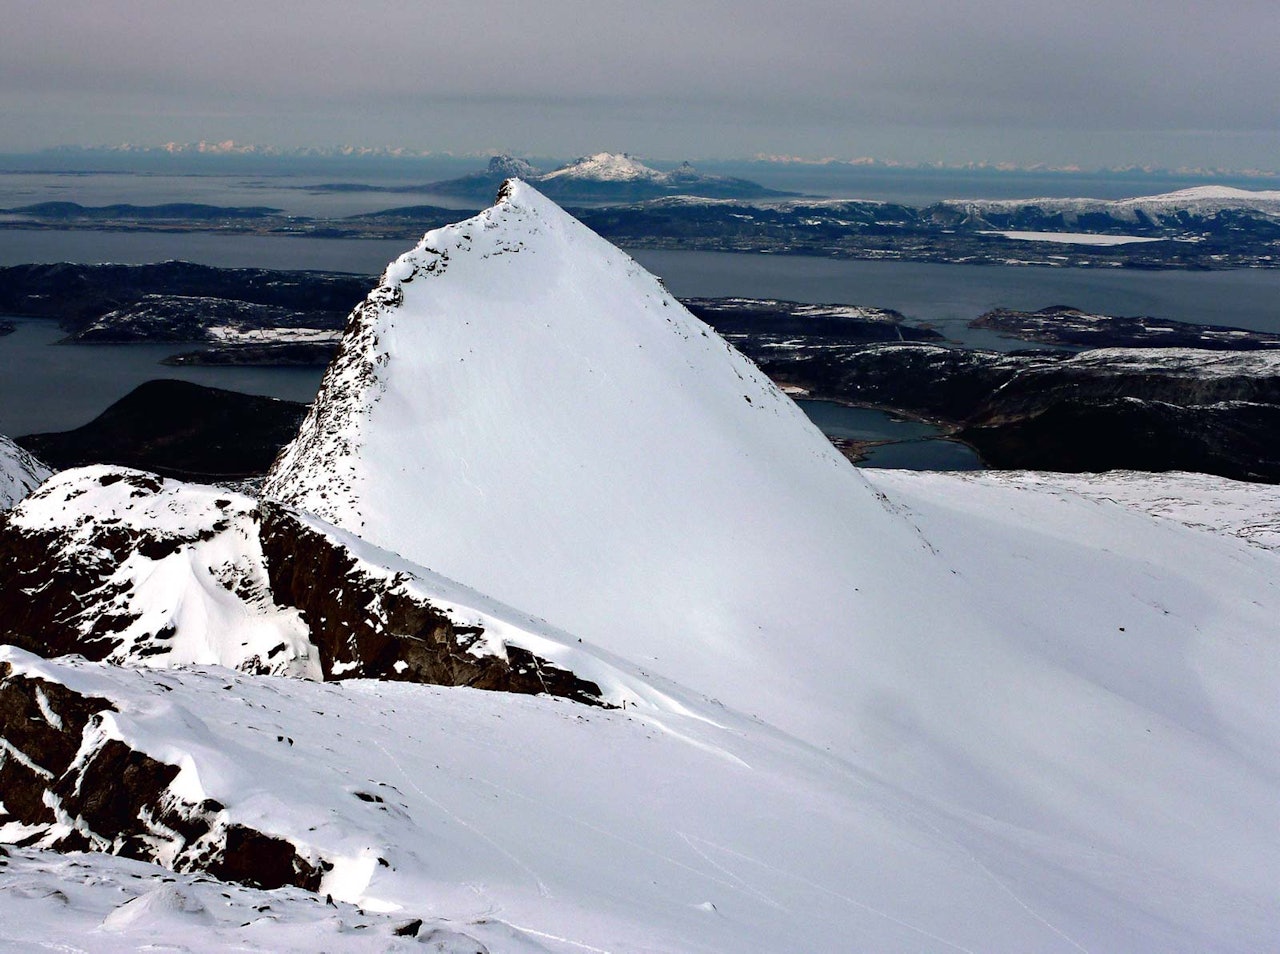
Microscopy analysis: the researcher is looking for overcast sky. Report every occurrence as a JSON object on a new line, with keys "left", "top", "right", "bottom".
{"left": 2, "top": 0, "right": 1277, "bottom": 167}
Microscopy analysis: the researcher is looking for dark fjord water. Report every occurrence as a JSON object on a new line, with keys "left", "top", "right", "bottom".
{"left": 0, "top": 318, "right": 324, "bottom": 435}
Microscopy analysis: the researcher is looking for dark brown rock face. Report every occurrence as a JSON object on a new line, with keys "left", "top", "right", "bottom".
{"left": 0, "top": 466, "right": 606, "bottom": 703}
{"left": 0, "top": 662, "right": 323, "bottom": 891}
{"left": 0, "top": 469, "right": 253, "bottom": 664}
{"left": 258, "top": 503, "right": 606, "bottom": 705}
{"left": 0, "top": 472, "right": 167, "bottom": 661}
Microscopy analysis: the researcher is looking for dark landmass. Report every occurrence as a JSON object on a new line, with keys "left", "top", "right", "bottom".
{"left": 0, "top": 261, "right": 374, "bottom": 331}
{"left": 0, "top": 320, "right": 13, "bottom": 337}
{"left": 961, "top": 398, "right": 1280, "bottom": 479}
{"left": 925, "top": 199, "right": 1280, "bottom": 240}
{"left": 746, "top": 342, "right": 1280, "bottom": 482}
{"left": 972, "top": 306, "right": 1280, "bottom": 350}
{"left": 17, "top": 379, "right": 307, "bottom": 480}
{"left": 3, "top": 201, "right": 283, "bottom": 221}
{"left": 569, "top": 200, "right": 1279, "bottom": 269}
{"left": 315, "top": 154, "right": 798, "bottom": 203}
{"left": 322, "top": 203, "right": 478, "bottom": 229}
{"left": 164, "top": 341, "right": 340, "bottom": 366}
{"left": 680, "top": 297, "right": 942, "bottom": 343}
{"left": 69, "top": 294, "right": 346, "bottom": 343}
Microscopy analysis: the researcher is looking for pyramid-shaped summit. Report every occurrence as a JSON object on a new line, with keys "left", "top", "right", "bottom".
{"left": 264, "top": 179, "right": 939, "bottom": 743}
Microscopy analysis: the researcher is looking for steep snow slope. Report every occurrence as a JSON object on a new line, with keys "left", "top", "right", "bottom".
{"left": 264, "top": 180, "right": 953, "bottom": 752}
{"left": 0, "top": 435, "right": 50, "bottom": 510}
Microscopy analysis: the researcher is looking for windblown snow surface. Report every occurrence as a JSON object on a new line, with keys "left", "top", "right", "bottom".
{"left": 4, "top": 182, "right": 1277, "bottom": 951}
{"left": 0, "top": 435, "right": 50, "bottom": 510}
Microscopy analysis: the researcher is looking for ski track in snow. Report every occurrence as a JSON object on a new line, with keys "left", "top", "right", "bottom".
{"left": 374, "top": 739, "right": 553, "bottom": 901}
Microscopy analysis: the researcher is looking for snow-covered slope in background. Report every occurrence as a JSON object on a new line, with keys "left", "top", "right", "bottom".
{"left": 0, "top": 435, "right": 50, "bottom": 510}
{"left": 539, "top": 152, "right": 665, "bottom": 182}
{"left": 940, "top": 184, "right": 1280, "bottom": 224}
{"left": 959, "top": 469, "right": 1280, "bottom": 551}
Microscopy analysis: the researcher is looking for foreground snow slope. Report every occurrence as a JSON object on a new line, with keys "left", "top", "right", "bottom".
{"left": 7, "top": 632, "right": 1277, "bottom": 954}
{"left": 0, "top": 846, "right": 523, "bottom": 953}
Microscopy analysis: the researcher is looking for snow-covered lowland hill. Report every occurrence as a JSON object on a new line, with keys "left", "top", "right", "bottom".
{"left": 3, "top": 180, "right": 1279, "bottom": 952}
{"left": 933, "top": 184, "right": 1280, "bottom": 231}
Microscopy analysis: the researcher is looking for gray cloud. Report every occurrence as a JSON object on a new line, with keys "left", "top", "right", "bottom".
{"left": 2, "top": 0, "right": 1277, "bottom": 165}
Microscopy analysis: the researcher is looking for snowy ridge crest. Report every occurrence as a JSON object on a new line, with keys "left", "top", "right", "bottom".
{"left": 263, "top": 179, "right": 568, "bottom": 523}
{"left": 261, "top": 281, "right": 397, "bottom": 526}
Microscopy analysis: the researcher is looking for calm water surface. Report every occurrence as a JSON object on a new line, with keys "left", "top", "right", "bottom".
{"left": 795, "top": 400, "right": 983, "bottom": 470}
{"left": 0, "top": 317, "right": 323, "bottom": 435}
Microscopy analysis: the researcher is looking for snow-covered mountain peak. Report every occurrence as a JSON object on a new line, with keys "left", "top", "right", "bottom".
{"left": 263, "top": 180, "right": 950, "bottom": 748}
{"left": 485, "top": 153, "right": 538, "bottom": 178}
{"left": 540, "top": 151, "right": 665, "bottom": 182}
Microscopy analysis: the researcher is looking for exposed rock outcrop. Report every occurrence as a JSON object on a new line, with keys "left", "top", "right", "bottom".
{"left": 749, "top": 341, "right": 1280, "bottom": 482}
{"left": 0, "top": 467, "right": 315, "bottom": 675}
{"left": 0, "top": 656, "right": 324, "bottom": 891}
{"left": 0, "top": 465, "right": 605, "bottom": 703}
{"left": 259, "top": 504, "right": 605, "bottom": 704}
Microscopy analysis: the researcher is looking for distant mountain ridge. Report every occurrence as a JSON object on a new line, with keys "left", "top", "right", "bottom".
{"left": 928, "top": 185, "right": 1280, "bottom": 234}
{"left": 426, "top": 152, "right": 797, "bottom": 201}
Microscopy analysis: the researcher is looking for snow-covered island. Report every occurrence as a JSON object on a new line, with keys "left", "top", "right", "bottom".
{"left": 1, "top": 181, "right": 1278, "bottom": 952}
